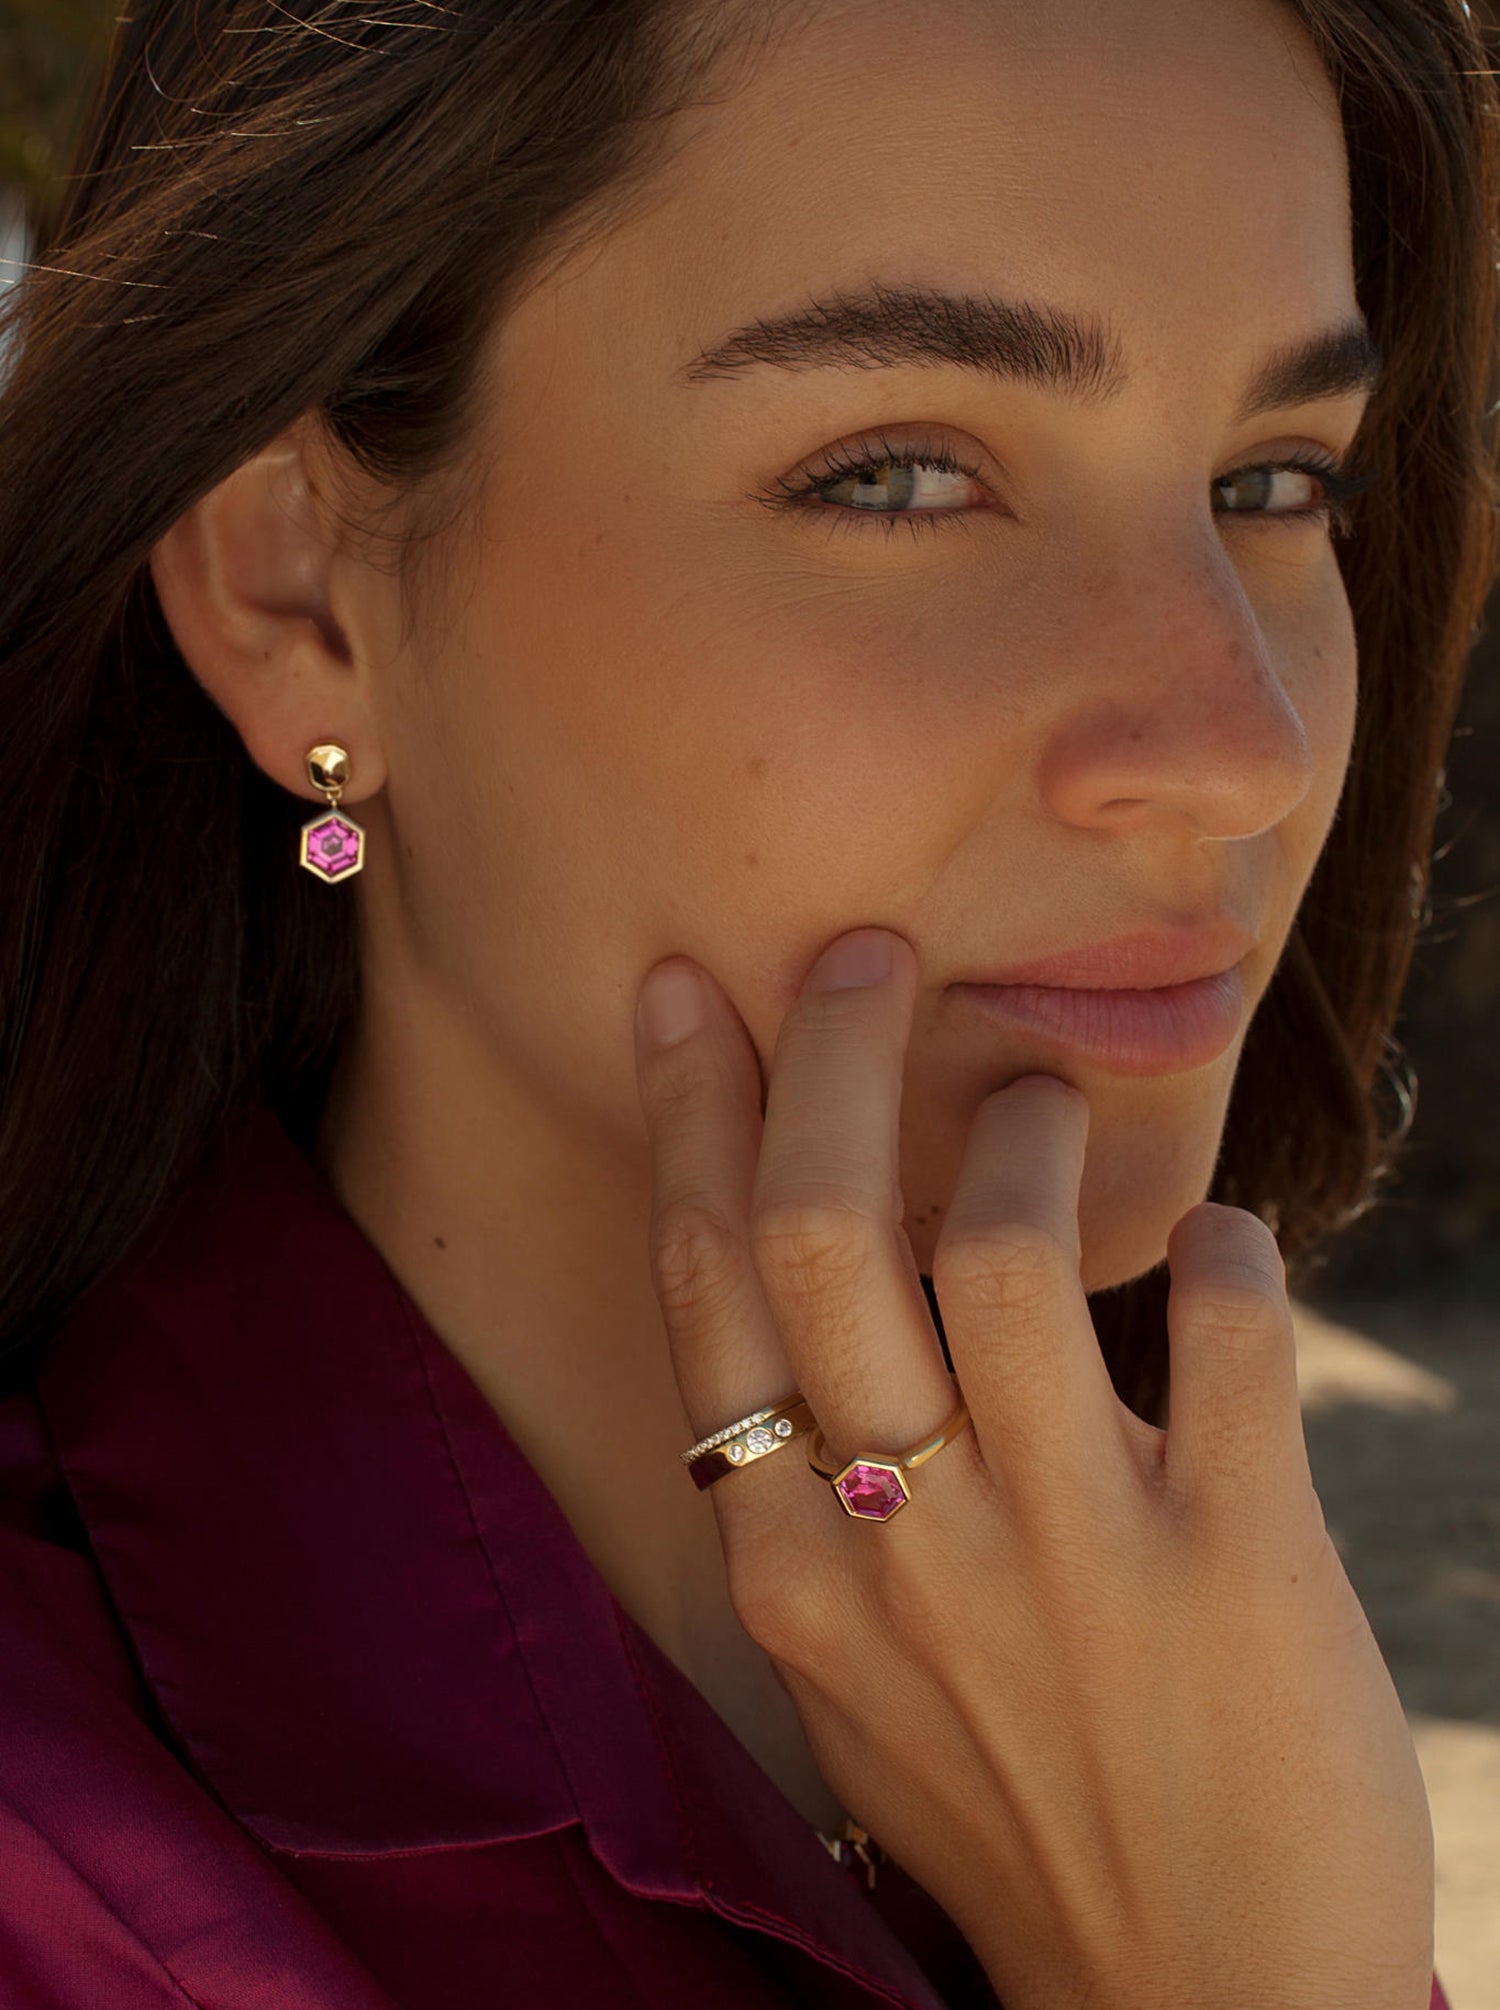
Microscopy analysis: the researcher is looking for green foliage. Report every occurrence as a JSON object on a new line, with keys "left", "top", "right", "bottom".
{"left": 0, "top": 0, "right": 117, "bottom": 225}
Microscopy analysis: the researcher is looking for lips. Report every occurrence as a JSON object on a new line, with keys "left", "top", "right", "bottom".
{"left": 947, "top": 921, "right": 1258, "bottom": 1076}
{"left": 952, "top": 968, "right": 1247, "bottom": 1076}
{"left": 955, "top": 921, "right": 1259, "bottom": 992}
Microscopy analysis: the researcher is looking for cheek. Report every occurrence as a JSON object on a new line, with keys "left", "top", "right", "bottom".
{"left": 1308, "top": 590, "right": 1359, "bottom": 753}
{"left": 1274, "top": 572, "right": 1360, "bottom": 853}
{"left": 373, "top": 551, "right": 914, "bottom": 1034}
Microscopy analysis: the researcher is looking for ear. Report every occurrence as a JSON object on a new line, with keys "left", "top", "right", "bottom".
{"left": 148, "top": 414, "right": 390, "bottom": 805}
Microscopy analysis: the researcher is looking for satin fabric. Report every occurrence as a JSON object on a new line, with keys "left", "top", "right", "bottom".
{"left": 0, "top": 1106, "right": 1450, "bottom": 2010}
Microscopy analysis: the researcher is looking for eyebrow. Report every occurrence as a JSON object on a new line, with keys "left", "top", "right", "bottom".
{"left": 678, "top": 281, "right": 1384, "bottom": 423}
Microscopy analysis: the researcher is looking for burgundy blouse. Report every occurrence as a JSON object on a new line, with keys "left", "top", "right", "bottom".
{"left": 0, "top": 1107, "right": 1451, "bottom": 2010}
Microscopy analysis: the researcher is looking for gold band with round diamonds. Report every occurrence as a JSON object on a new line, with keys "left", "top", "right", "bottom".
{"left": 681, "top": 1391, "right": 817, "bottom": 1491}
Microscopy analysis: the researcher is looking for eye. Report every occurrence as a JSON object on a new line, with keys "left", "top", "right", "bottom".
{"left": 753, "top": 430, "right": 1378, "bottom": 542}
{"left": 753, "top": 429, "right": 990, "bottom": 542}
{"left": 1210, "top": 456, "right": 1378, "bottom": 538}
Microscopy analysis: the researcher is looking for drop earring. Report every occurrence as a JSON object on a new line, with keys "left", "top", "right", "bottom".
{"left": 298, "top": 743, "right": 365, "bottom": 882}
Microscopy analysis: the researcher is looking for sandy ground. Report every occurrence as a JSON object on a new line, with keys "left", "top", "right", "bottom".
{"left": 1291, "top": 1285, "right": 1500, "bottom": 2010}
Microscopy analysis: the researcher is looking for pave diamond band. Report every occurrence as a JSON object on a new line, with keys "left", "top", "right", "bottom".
{"left": 681, "top": 1392, "right": 817, "bottom": 1491}
{"left": 681, "top": 1403, "right": 786, "bottom": 1464}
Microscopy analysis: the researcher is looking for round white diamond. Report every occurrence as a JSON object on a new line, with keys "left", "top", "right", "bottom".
{"left": 727, "top": 1443, "right": 746, "bottom": 1461}
{"left": 743, "top": 1427, "right": 775, "bottom": 1455}
{"left": 773, "top": 1418, "right": 793, "bottom": 1438}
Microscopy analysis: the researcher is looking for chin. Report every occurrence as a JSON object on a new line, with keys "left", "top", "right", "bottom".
{"left": 1078, "top": 1219, "right": 1173, "bottom": 1297}
{"left": 905, "top": 1185, "right": 1181, "bottom": 1301}
{"left": 899, "top": 1067, "right": 1229, "bottom": 1303}
{"left": 1076, "top": 1124, "right": 1221, "bottom": 1296}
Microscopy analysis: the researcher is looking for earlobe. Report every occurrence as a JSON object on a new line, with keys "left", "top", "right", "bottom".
{"left": 146, "top": 419, "right": 387, "bottom": 803}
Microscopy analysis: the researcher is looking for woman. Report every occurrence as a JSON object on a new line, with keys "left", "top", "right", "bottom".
{"left": 0, "top": 0, "right": 1492, "bottom": 2002}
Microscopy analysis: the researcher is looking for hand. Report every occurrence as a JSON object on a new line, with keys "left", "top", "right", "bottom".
{"left": 632, "top": 926, "right": 1437, "bottom": 2010}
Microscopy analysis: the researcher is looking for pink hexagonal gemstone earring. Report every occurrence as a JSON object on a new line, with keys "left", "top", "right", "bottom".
{"left": 299, "top": 743, "right": 365, "bottom": 883}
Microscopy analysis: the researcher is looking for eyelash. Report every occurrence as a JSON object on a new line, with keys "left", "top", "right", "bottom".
{"left": 755, "top": 429, "right": 1379, "bottom": 543}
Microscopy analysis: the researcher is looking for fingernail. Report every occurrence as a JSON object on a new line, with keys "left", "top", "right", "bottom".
{"left": 806, "top": 930, "right": 894, "bottom": 993}
{"left": 637, "top": 964, "right": 705, "bottom": 1048}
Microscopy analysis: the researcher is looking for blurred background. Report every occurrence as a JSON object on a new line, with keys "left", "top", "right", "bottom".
{"left": 2, "top": 2, "right": 1497, "bottom": 2002}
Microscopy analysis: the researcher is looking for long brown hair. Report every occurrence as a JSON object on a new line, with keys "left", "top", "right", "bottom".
{"left": 2, "top": 0, "right": 1497, "bottom": 1425}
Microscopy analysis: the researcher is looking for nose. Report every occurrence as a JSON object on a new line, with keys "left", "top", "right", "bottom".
{"left": 1035, "top": 538, "right": 1320, "bottom": 842}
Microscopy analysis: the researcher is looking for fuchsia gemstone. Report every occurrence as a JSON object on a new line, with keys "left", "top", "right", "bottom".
{"left": 300, "top": 814, "right": 363, "bottom": 881}
{"left": 834, "top": 1461, "right": 910, "bottom": 1520}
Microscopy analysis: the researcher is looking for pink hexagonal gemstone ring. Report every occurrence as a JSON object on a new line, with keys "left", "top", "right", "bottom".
{"left": 832, "top": 1459, "right": 910, "bottom": 1521}
{"left": 299, "top": 813, "right": 365, "bottom": 882}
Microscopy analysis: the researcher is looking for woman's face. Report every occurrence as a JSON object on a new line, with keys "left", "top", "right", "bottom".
{"left": 345, "top": 0, "right": 1371, "bottom": 1294}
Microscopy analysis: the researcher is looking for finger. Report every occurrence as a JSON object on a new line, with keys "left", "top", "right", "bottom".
{"left": 748, "top": 928, "right": 964, "bottom": 1465}
{"left": 930, "top": 1073, "right": 1141, "bottom": 1513}
{"left": 633, "top": 956, "right": 799, "bottom": 1450}
{"left": 1161, "top": 1201, "right": 1314, "bottom": 1520}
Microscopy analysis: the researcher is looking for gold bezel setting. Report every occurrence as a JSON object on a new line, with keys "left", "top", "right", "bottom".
{"left": 299, "top": 811, "right": 365, "bottom": 881}
{"left": 830, "top": 1456, "right": 910, "bottom": 1520}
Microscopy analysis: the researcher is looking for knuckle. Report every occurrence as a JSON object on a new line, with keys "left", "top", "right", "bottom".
{"left": 1169, "top": 1207, "right": 1291, "bottom": 1342}
{"left": 727, "top": 1545, "right": 842, "bottom": 1670}
{"left": 649, "top": 1197, "right": 747, "bottom": 1322}
{"left": 934, "top": 1219, "right": 1074, "bottom": 1314}
{"left": 638, "top": 1051, "right": 705, "bottom": 1123}
{"left": 750, "top": 1199, "right": 884, "bottom": 1299}
{"left": 1173, "top": 1257, "right": 1287, "bottom": 1333}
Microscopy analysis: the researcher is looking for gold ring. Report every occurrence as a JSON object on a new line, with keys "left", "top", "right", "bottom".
{"left": 681, "top": 1392, "right": 817, "bottom": 1490}
{"left": 805, "top": 1381, "right": 970, "bottom": 1520}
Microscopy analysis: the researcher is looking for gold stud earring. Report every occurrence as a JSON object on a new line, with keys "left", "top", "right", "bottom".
{"left": 299, "top": 743, "right": 365, "bottom": 882}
